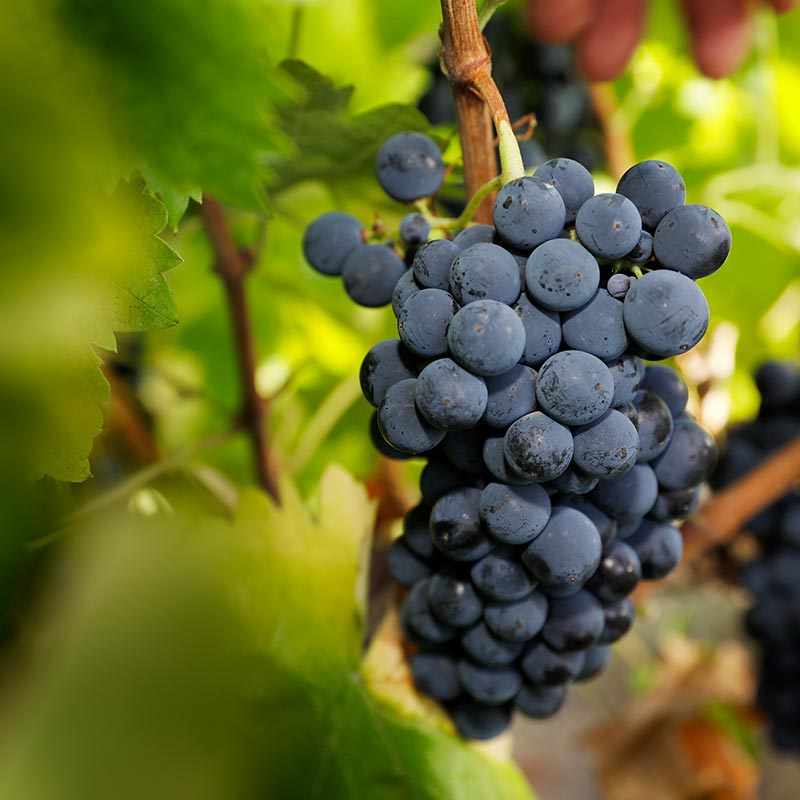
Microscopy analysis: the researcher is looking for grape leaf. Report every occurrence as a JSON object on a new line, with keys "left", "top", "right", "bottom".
{"left": 54, "top": 0, "right": 295, "bottom": 226}
{"left": 231, "top": 467, "right": 536, "bottom": 800}
{"left": 274, "top": 60, "right": 431, "bottom": 189}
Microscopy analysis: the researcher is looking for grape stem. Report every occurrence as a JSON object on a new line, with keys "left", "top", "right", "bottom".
{"left": 201, "top": 196, "right": 281, "bottom": 503}
{"left": 476, "top": 0, "right": 508, "bottom": 30}
{"left": 681, "top": 436, "right": 800, "bottom": 559}
{"left": 420, "top": 174, "right": 504, "bottom": 232}
{"left": 439, "top": 0, "right": 525, "bottom": 218}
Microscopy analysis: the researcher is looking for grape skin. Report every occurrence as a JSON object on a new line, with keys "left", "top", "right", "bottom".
{"left": 484, "top": 592, "right": 548, "bottom": 642}
{"left": 513, "top": 294, "right": 562, "bottom": 367}
{"left": 375, "top": 132, "right": 445, "bottom": 203}
{"left": 397, "top": 288, "right": 458, "bottom": 358}
{"left": 359, "top": 339, "right": 418, "bottom": 407}
{"left": 342, "top": 243, "right": 408, "bottom": 307}
{"left": 483, "top": 364, "right": 538, "bottom": 428}
{"left": 377, "top": 378, "right": 445, "bottom": 454}
{"left": 571, "top": 409, "right": 640, "bottom": 479}
{"left": 616, "top": 160, "right": 686, "bottom": 231}
{"left": 623, "top": 270, "right": 710, "bottom": 358}
{"left": 504, "top": 412, "right": 574, "bottom": 482}
{"left": 302, "top": 211, "right": 364, "bottom": 276}
{"left": 415, "top": 358, "right": 488, "bottom": 431}
{"left": 561, "top": 289, "right": 628, "bottom": 360}
{"left": 492, "top": 176, "right": 567, "bottom": 250}
{"left": 449, "top": 243, "right": 521, "bottom": 305}
{"left": 412, "top": 239, "right": 460, "bottom": 291}
{"left": 447, "top": 299, "right": 526, "bottom": 377}
{"left": 575, "top": 193, "right": 642, "bottom": 260}
{"left": 478, "top": 482, "right": 552, "bottom": 544}
{"left": 525, "top": 239, "right": 600, "bottom": 311}
{"left": 534, "top": 158, "right": 594, "bottom": 224}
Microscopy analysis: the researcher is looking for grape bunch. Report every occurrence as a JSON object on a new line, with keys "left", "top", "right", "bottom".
{"left": 712, "top": 362, "right": 800, "bottom": 752}
{"left": 303, "top": 131, "right": 727, "bottom": 739}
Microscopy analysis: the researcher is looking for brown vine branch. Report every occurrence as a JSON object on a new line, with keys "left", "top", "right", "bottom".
{"left": 440, "top": 0, "right": 509, "bottom": 221}
{"left": 201, "top": 196, "right": 281, "bottom": 503}
{"left": 682, "top": 436, "right": 800, "bottom": 560}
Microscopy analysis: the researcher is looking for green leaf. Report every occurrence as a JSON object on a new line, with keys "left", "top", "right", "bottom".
{"left": 54, "top": 0, "right": 295, "bottom": 225}
{"left": 274, "top": 60, "right": 432, "bottom": 189}
{"left": 231, "top": 467, "right": 536, "bottom": 800}
{"left": 90, "top": 183, "right": 182, "bottom": 352}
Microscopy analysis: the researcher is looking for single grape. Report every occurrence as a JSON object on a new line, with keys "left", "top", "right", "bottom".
{"left": 483, "top": 364, "right": 538, "bottom": 428}
{"left": 522, "top": 507, "right": 602, "bottom": 595}
{"left": 387, "top": 537, "right": 431, "bottom": 587}
{"left": 429, "top": 567, "right": 484, "bottom": 627}
{"left": 458, "top": 660, "right": 522, "bottom": 705}
{"left": 402, "top": 504, "right": 436, "bottom": 560}
{"left": 521, "top": 641, "right": 586, "bottom": 686}
{"left": 471, "top": 546, "right": 537, "bottom": 602}
{"left": 535, "top": 350, "right": 615, "bottom": 426}
{"left": 400, "top": 212, "right": 431, "bottom": 246}
{"left": 376, "top": 132, "right": 445, "bottom": 203}
{"left": 525, "top": 239, "right": 600, "bottom": 311}
{"left": 556, "top": 496, "right": 618, "bottom": 547}
{"left": 626, "top": 230, "right": 653, "bottom": 263}
{"left": 369, "top": 413, "right": 413, "bottom": 460}
{"left": 599, "top": 598, "right": 635, "bottom": 644}
{"left": 623, "top": 270, "right": 710, "bottom": 358}
{"left": 448, "top": 299, "right": 526, "bottom": 376}
{"left": 626, "top": 519, "right": 683, "bottom": 579}
{"left": 632, "top": 391, "right": 674, "bottom": 461}
{"left": 616, "top": 160, "right": 686, "bottom": 231}
{"left": 552, "top": 466, "right": 598, "bottom": 495}
{"left": 653, "top": 204, "right": 731, "bottom": 279}
{"left": 401, "top": 579, "right": 457, "bottom": 643}
{"left": 415, "top": 358, "right": 488, "bottom": 431}
{"left": 571, "top": 409, "right": 640, "bottom": 479}
{"left": 651, "top": 415, "right": 717, "bottom": 491}
{"left": 411, "top": 652, "right": 460, "bottom": 701}
{"left": 453, "top": 224, "right": 496, "bottom": 249}
{"left": 484, "top": 591, "right": 548, "bottom": 642}
{"left": 504, "top": 412, "right": 574, "bottom": 482}
{"left": 391, "top": 268, "right": 421, "bottom": 316}
{"left": 590, "top": 464, "right": 659, "bottom": 520}
{"left": 586, "top": 540, "right": 642, "bottom": 604}
{"left": 605, "top": 353, "right": 645, "bottom": 408}
{"left": 615, "top": 515, "right": 644, "bottom": 540}
{"left": 482, "top": 435, "right": 531, "bottom": 485}
{"left": 412, "top": 238, "right": 460, "bottom": 291}
{"left": 513, "top": 294, "right": 562, "bottom": 367}
{"left": 575, "top": 645, "right": 612, "bottom": 681}
{"left": 342, "top": 243, "right": 408, "bottom": 307}
{"left": 449, "top": 698, "right": 512, "bottom": 740}
{"left": 533, "top": 158, "right": 595, "bottom": 224}
{"left": 493, "top": 176, "right": 567, "bottom": 250}
{"left": 420, "top": 458, "right": 476, "bottom": 506}
{"left": 478, "top": 482, "right": 551, "bottom": 544}
{"left": 302, "top": 211, "right": 365, "bottom": 276}
{"left": 449, "top": 243, "right": 521, "bottom": 305}
{"left": 541, "top": 591, "right": 605, "bottom": 652}
{"left": 648, "top": 486, "right": 701, "bottom": 521}
{"left": 515, "top": 683, "right": 567, "bottom": 718}
{"left": 377, "top": 378, "right": 445, "bottom": 454}
{"left": 576, "top": 193, "right": 642, "bottom": 260}
{"left": 641, "top": 364, "right": 688, "bottom": 417}
{"left": 561, "top": 289, "right": 628, "bottom": 360}
{"left": 606, "top": 273, "right": 632, "bottom": 300}
{"left": 359, "top": 339, "right": 419, "bottom": 407}
{"left": 397, "top": 288, "right": 458, "bottom": 358}
{"left": 443, "top": 427, "right": 487, "bottom": 475}
{"left": 461, "top": 622, "right": 524, "bottom": 666}
{"left": 430, "top": 488, "right": 496, "bottom": 562}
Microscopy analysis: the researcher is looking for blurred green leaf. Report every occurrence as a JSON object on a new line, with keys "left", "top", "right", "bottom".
{"left": 275, "top": 60, "right": 431, "bottom": 189}
{"left": 230, "top": 467, "right": 534, "bottom": 799}
{"left": 54, "top": 0, "right": 295, "bottom": 224}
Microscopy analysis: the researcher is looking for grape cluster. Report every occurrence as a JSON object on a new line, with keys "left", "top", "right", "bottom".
{"left": 420, "top": 15, "right": 604, "bottom": 172}
{"left": 303, "top": 131, "right": 726, "bottom": 739}
{"left": 712, "top": 362, "right": 800, "bottom": 752}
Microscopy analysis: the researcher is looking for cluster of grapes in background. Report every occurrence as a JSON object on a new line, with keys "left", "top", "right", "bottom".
{"left": 713, "top": 362, "right": 800, "bottom": 752}
{"left": 419, "top": 14, "right": 604, "bottom": 176}
{"left": 303, "top": 130, "right": 730, "bottom": 739}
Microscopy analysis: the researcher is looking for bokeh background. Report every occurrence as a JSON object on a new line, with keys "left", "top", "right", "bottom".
{"left": 1, "top": 0, "right": 798, "bottom": 798}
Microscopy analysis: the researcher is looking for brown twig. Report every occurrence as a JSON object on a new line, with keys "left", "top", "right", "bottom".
{"left": 681, "top": 436, "right": 800, "bottom": 560}
{"left": 440, "top": 0, "right": 505, "bottom": 221}
{"left": 201, "top": 196, "right": 281, "bottom": 502}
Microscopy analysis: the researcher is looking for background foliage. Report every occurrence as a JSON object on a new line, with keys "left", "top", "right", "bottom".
{"left": 0, "top": 0, "right": 797, "bottom": 798}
